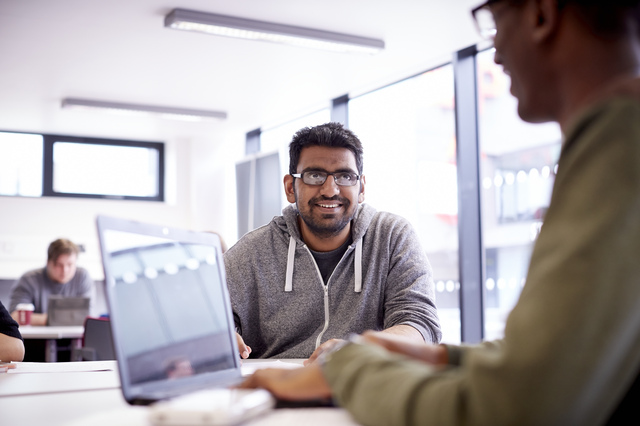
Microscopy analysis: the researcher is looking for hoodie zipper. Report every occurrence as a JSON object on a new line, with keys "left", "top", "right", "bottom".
{"left": 302, "top": 244, "right": 355, "bottom": 350}
{"left": 317, "top": 285, "right": 330, "bottom": 349}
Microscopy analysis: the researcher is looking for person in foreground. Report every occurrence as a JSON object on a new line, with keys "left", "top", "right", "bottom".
{"left": 239, "top": 1, "right": 640, "bottom": 424}
{"left": 0, "top": 300, "right": 24, "bottom": 363}
{"left": 225, "top": 122, "right": 441, "bottom": 361}
{"left": 9, "top": 238, "right": 95, "bottom": 326}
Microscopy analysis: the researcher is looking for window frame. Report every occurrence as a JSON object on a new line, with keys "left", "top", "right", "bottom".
{"left": 42, "top": 134, "right": 165, "bottom": 201}
{"left": 0, "top": 130, "right": 165, "bottom": 202}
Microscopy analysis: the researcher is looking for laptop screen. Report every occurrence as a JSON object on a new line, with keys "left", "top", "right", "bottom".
{"left": 96, "top": 215, "right": 241, "bottom": 404}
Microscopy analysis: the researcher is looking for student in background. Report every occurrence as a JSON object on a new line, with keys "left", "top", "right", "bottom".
{"left": 225, "top": 122, "right": 441, "bottom": 361}
{"left": 239, "top": 1, "right": 640, "bottom": 424}
{"left": 10, "top": 238, "right": 95, "bottom": 326}
{"left": 0, "top": 300, "right": 24, "bottom": 363}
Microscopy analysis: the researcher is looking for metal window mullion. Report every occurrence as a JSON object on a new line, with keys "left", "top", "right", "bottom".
{"left": 454, "top": 45, "right": 484, "bottom": 344}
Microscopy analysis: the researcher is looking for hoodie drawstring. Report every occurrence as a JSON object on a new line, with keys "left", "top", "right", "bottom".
{"left": 285, "top": 236, "right": 296, "bottom": 292}
{"left": 284, "top": 236, "right": 363, "bottom": 293}
{"left": 354, "top": 238, "right": 362, "bottom": 292}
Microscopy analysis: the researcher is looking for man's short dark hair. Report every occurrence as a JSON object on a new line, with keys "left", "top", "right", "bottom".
{"left": 47, "top": 239, "right": 79, "bottom": 263}
{"left": 558, "top": 0, "right": 640, "bottom": 37}
{"left": 501, "top": 0, "right": 640, "bottom": 37}
{"left": 288, "top": 122, "right": 364, "bottom": 175}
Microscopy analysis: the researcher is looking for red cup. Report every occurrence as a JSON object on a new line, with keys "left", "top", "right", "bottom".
{"left": 16, "top": 303, "right": 35, "bottom": 326}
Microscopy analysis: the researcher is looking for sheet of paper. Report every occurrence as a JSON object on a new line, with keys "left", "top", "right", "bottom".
{"left": 241, "top": 359, "right": 304, "bottom": 376}
{"left": 6, "top": 360, "right": 117, "bottom": 374}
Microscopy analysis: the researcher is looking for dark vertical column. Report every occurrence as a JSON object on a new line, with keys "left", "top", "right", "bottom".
{"left": 245, "top": 128, "right": 261, "bottom": 155}
{"left": 454, "top": 45, "right": 484, "bottom": 343}
{"left": 331, "top": 95, "right": 349, "bottom": 127}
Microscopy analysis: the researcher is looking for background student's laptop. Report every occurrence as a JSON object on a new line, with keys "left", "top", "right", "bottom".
{"left": 47, "top": 296, "right": 90, "bottom": 326}
{"left": 96, "top": 215, "right": 273, "bottom": 421}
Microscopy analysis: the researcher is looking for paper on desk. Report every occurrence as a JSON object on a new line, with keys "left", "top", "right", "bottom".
{"left": 241, "top": 359, "right": 304, "bottom": 376}
{"left": 67, "top": 406, "right": 360, "bottom": 426}
{"left": 7, "top": 360, "right": 116, "bottom": 374}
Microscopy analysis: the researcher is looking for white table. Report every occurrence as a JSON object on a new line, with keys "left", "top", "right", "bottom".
{"left": 0, "top": 361, "right": 119, "bottom": 397}
{"left": 19, "top": 325, "right": 85, "bottom": 362}
{"left": 0, "top": 360, "right": 361, "bottom": 426}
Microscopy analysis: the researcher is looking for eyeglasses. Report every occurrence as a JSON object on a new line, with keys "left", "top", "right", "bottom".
{"left": 471, "top": 0, "right": 502, "bottom": 39}
{"left": 291, "top": 171, "right": 360, "bottom": 187}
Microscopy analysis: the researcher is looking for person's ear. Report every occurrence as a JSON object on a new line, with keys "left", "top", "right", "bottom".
{"left": 531, "top": 0, "right": 560, "bottom": 43}
{"left": 358, "top": 175, "right": 366, "bottom": 204}
{"left": 284, "top": 174, "right": 296, "bottom": 203}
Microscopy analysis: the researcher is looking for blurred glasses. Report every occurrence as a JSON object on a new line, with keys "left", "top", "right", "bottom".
{"left": 291, "top": 171, "right": 360, "bottom": 186}
{"left": 471, "top": 0, "right": 502, "bottom": 39}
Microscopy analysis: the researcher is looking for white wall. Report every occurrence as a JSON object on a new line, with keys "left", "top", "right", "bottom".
{"left": 0, "top": 132, "right": 244, "bottom": 280}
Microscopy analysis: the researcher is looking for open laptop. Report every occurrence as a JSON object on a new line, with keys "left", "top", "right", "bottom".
{"left": 47, "top": 296, "right": 90, "bottom": 326}
{"left": 96, "top": 215, "right": 274, "bottom": 424}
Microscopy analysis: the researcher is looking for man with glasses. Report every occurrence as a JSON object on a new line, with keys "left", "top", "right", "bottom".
{"left": 239, "top": 1, "right": 640, "bottom": 424}
{"left": 224, "top": 122, "right": 441, "bottom": 361}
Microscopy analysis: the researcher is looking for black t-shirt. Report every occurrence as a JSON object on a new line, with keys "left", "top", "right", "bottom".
{"left": 0, "top": 301, "right": 22, "bottom": 341}
{"left": 309, "top": 236, "right": 352, "bottom": 284}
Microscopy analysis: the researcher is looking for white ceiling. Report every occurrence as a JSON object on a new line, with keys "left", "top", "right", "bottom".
{"left": 0, "top": 0, "right": 483, "bottom": 145}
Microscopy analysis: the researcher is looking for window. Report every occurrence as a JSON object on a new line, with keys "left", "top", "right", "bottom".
{"left": 349, "top": 65, "right": 460, "bottom": 344}
{"left": 0, "top": 132, "right": 43, "bottom": 197}
{"left": 0, "top": 131, "right": 164, "bottom": 201}
{"left": 476, "top": 48, "right": 562, "bottom": 339}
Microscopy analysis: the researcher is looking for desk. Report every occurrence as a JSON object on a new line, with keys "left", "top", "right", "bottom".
{"left": 19, "top": 325, "right": 84, "bottom": 362}
{"left": 0, "top": 361, "right": 119, "bottom": 397}
{"left": 0, "top": 360, "right": 361, "bottom": 426}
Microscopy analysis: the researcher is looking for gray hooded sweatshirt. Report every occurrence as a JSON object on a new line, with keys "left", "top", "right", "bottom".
{"left": 224, "top": 203, "right": 441, "bottom": 358}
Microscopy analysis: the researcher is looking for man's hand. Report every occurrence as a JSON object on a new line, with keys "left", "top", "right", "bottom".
{"left": 235, "top": 332, "right": 252, "bottom": 359}
{"left": 361, "top": 331, "right": 448, "bottom": 365}
{"left": 10, "top": 311, "right": 47, "bottom": 326}
{"left": 304, "top": 338, "right": 345, "bottom": 366}
{"left": 237, "top": 363, "right": 332, "bottom": 401}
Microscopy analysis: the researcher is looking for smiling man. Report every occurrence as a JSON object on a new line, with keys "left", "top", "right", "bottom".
{"left": 224, "top": 122, "right": 441, "bottom": 361}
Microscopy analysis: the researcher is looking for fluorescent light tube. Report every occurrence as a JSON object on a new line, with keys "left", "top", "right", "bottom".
{"left": 61, "top": 98, "right": 227, "bottom": 122}
{"left": 164, "top": 9, "right": 384, "bottom": 54}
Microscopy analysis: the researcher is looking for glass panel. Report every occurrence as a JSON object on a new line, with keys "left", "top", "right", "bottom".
{"left": 260, "top": 108, "right": 331, "bottom": 209}
{"left": 52, "top": 142, "right": 160, "bottom": 197}
{"left": 0, "top": 132, "right": 43, "bottom": 197}
{"left": 477, "top": 48, "right": 562, "bottom": 340}
{"left": 349, "top": 65, "right": 460, "bottom": 344}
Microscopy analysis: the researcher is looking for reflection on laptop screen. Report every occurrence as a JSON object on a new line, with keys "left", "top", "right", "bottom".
{"left": 99, "top": 220, "right": 238, "bottom": 401}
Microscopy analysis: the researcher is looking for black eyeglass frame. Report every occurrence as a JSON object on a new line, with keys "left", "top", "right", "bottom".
{"left": 471, "top": 0, "right": 503, "bottom": 38}
{"left": 291, "top": 171, "right": 361, "bottom": 187}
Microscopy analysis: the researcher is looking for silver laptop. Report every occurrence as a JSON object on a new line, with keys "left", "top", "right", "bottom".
{"left": 47, "top": 296, "right": 90, "bottom": 326}
{"left": 96, "top": 215, "right": 273, "bottom": 423}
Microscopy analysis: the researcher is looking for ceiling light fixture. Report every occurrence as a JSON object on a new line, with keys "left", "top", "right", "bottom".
{"left": 164, "top": 8, "right": 385, "bottom": 54}
{"left": 61, "top": 98, "right": 227, "bottom": 122}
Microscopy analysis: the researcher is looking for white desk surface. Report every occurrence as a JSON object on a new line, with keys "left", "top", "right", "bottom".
{"left": 18, "top": 325, "right": 85, "bottom": 339}
{"left": 0, "top": 361, "right": 119, "bottom": 397}
{"left": 0, "top": 388, "right": 360, "bottom": 426}
{"left": 0, "top": 360, "right": 362, "bottom": 426}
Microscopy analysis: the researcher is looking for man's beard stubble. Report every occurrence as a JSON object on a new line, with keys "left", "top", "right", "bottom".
{"left": 297, "top": 195, "right": 355, "bottom": 239}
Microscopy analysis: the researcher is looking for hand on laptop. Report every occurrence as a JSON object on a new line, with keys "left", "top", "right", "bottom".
{"left": 28, "top": 313, "right": 48, "bottom": 326}
{"left": 238, "top": 363, "right": 332, "bottom": 401}
{"left": 236, "top": 332, "right": 252, "bottom": 359}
